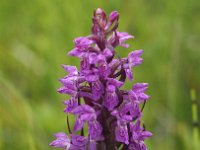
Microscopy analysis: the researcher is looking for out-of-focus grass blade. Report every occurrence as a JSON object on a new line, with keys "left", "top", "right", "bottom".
{"left": 191, "top": 89, "right": 200, "bottom": 150}
{"left": 0, "top": 121, "right": 2, "bottom": 149}
{"left": 0, "top": 71, "right": 36, "bottom": 150}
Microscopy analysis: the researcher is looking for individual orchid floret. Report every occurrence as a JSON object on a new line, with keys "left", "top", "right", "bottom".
{"left": 80, "top": 58, "right": 90, "bottom": 71}
{"left": 115, "top": 123, "right": 129, "bottom": 145}
{"left": 127, "top": 50, "right": 144, "bottom": 67}
{"left": 72, "top": 104, "right": 96, "bottom": 119}
{"left": 68, "top": 37, "right": 94, "bottom": 58}
{"left": 70, "top": 134, "right": 88, "bottom": 148}
{"left": 131, "top": 120, "right": 152, "bottom": 141}
{"left": 109, "top": 31, "right": 134, "bottom": 48}
{"left": 111, "top": 109, "right": 132, "bottom": 124}
{"left": 49, "top": 132, "right": 71, "bottom": 149}
{"left": 88, "top": 53, "right": 105, "bottom": 65}
{"left": 104, "top": 90, "right": 118, "bottom": 111}
{"left": 118, "top": 102, "right": 141, "bottom": 121}
{"left": 72, "top": 105, "right": 96, "bottom": 131}
{"left": 116, "top": 32, "right": 134, "bottom": 48}
{"left": 104, "top": 78, "right": 123, "bottom": 110}
{"left": 128, "top": 141, "right": 147, "bottom": 150}
{"left": 57, "top": 66, "right": 84, "bottom": 96}
{"left": 90, "top": 80, "right": 104, "bottom": 100}
{"left": 57, "top": 85, "right": 77, "bottom": 96}
{"left": 129, "top": 83, "right": 150, "bottom": 103}
{"left": 72, "top": 105, "right": 103, "bottom": 140}
{"left": 88, "top": 53, "right": 110, "bottom": 78}
{"left": 123, "top": 50, "right": 144, "bottom": 80}
{"left": 62, "top": 65, "right": 78, "bottom": 76}
{"left": 81, "top": 68, "right": 99, "bottom": 82}
{"left": 58, "top": 74, "right": 83, "bottom": 96}
{"left": 128, "top": 121, "right": 153, "bottom": 150}
{"left": 74, "top": 37, "right": 94, "bottom": 48}
{"left": 50, "top": 8, "right": 152, "bottom": 150}
{"left": 63, "top": 96, "right": 78, "bottom": 114}
{"left": 88, "top": 120, "right": 103, "bottom": 140}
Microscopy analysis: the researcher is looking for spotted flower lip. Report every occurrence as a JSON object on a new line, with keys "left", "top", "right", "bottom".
{"left": 88, "top": 121, "right": 103, "bottom": 140}
{"left": 115, "top": 123, "right": 129, "bottom": 145}
{"left": 71, "top": 134, "right": 88, "bottom": 147}
{"left": 50, "top": 8, "right": 152, "bottom": 150}
{"left": 63, "top": 97, "right": 78, "bottom": 113}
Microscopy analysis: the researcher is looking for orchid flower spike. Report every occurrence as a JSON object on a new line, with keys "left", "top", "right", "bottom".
{"left": 50, "top": 8, "right": 152, "bottom": 150}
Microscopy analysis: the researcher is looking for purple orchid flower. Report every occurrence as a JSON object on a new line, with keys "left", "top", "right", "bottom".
{"left": 49, "top": 132, "right": 71, "bottom": 149}
{"left": 109, "top": 32, "right": 134, "bottom": 48}
{"left": 115, "top": 123, "right": 129, "bottom": 145}
{"left": 128, "top": 141, "right": 147, "bottom": 150}
{"left": 88, "top": 120, "right": 103, "bottom": 140}
{"left": 131, "top": 120, "right": 152, "bottom": 141}
{"left": 63, "top": 96, "right": 78, "bottom": 113}
{"left": 50, "top": 8, "right": 152, "bottom": 150}
{"left": 129, "top": 83, "right": 150, "bottom": 103}
{"left": 123, "top": 50, "right": 144, "bottom": 80}
{"left": 104, "top": 78, "right": 123, "bottom": 111}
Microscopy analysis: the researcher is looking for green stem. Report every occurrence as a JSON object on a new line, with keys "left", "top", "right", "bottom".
{"left": 190, "top": 89, "right": 199, "bottom": 150}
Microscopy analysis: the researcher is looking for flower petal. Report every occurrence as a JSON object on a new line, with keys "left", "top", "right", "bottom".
{"left": 49, "top": 132, "right": 70, "bottom": 149}
{"left": 115, "top": 124, "right": 129, "bottom": 145}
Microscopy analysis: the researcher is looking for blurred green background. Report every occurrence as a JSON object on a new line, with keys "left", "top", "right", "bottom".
{"left": 0, "top": 0, "right": 200, "bottom": 149}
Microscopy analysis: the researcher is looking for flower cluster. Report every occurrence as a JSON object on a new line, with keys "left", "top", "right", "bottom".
{"left": 50, "top": 8, "right": 152, "bottom": 150}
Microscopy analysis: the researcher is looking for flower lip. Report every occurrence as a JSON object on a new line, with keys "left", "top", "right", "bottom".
{"left": 63, "top": 97, "right": 78, "bottom": 113}
{"left": 49, "top": 132, "right": 70, "bottom": 148}
{"left": 128, "top": 50, "right": 144, "bottom": 66}
{"left": 62, "top": 65, "right": 78, "bottom": 75}
{"left": 116, "top": 32, "right": 134, "bottom": 48}
{"left": 73, "top": 37, "right": 94, "bottom": 48}
{"left": 71, "top": 134, "right": 88, "bottom": 147}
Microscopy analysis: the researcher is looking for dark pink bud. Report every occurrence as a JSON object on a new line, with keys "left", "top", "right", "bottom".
{"left": 109, "top": 11, "right": 119, "bottom": 22}
{"left": 94, "top": 8, "right": 107, "bottom": 28}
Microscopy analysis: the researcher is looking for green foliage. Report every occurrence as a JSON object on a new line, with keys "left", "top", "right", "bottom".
{"left": 0, "top": 0, "right": 200, "bottom": 149}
